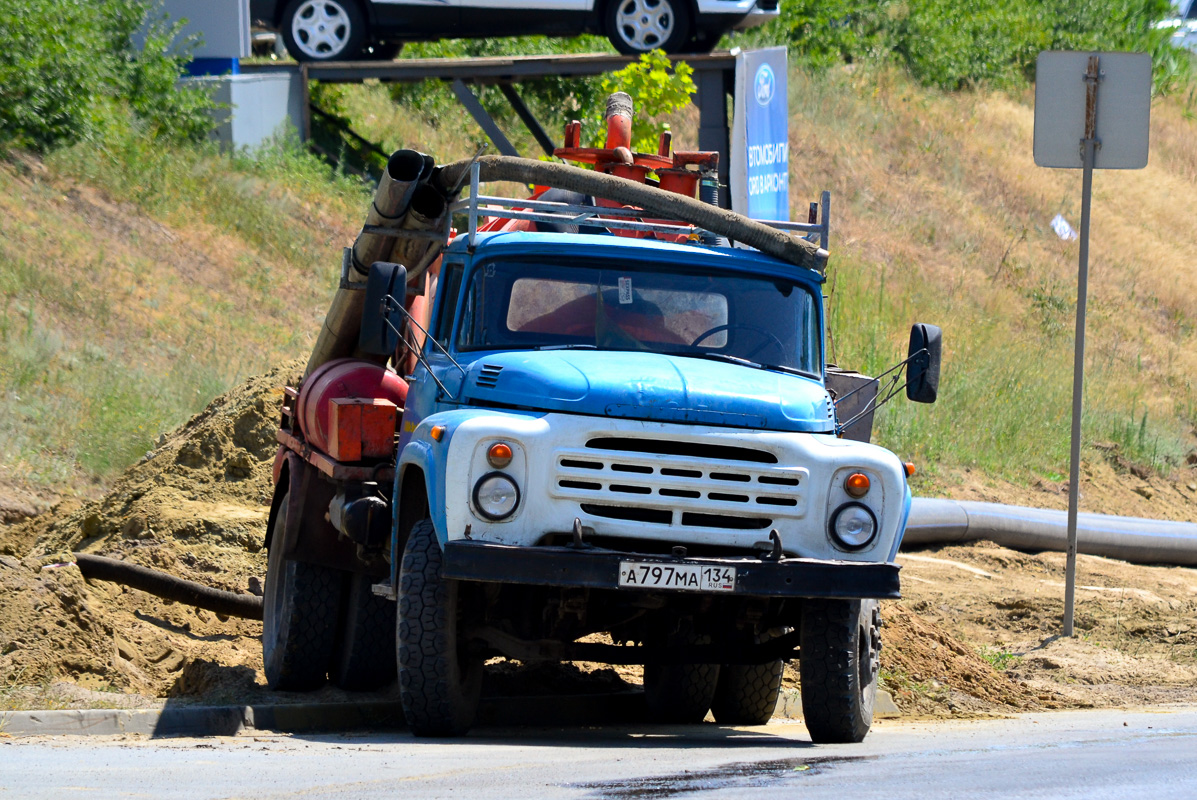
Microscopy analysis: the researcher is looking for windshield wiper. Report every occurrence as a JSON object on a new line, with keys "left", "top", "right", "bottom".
{"left": 679, "top": 351, "right": 810, "bottom": 378}
{"left": 534, "top": 344, "right": 598, "bottom": 351}
{"left": 677, "top": 351, "right": 763, "bottom": 369}
{"left": 759, "top": 362, "right": 810, "bottom": 377}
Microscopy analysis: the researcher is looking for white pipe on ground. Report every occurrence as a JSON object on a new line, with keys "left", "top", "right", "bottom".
{"left": 904, "top": 498, "right": 1197, "bottom": 566}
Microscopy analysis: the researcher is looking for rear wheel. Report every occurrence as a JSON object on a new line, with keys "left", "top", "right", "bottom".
{"left": 330, "top": 572, "right": 397, "bottom": 691}
{"left": 799, "top": 599, "right": 881, "bottom": 743}
{"left": 262, "top": 493, "right": 344, "bottom": 691}
{"left": 643, "top": 624, "right": 720, "bottom": 723}
{"left": 604, "top": 0, "right": 691, "bottom": 55}
{"left": 711, "top": 656, "right": 784, "bottom": 725}
{"left": 397, "top": 518, "right": 483, "bottom": 737}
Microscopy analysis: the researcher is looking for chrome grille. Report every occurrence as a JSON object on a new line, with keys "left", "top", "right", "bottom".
{"left": 552, "top": 438, "right": 808, "bottom": 530}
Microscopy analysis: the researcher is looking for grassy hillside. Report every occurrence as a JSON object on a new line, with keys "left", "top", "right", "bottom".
{"left": 1, "top": 63, "right": 1194, "bottom": 507}
{"left": 0, "top": 138, "right": 366, "bottom": 493}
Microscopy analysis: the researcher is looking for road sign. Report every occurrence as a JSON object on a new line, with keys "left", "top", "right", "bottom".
{"left": 1034, "top": 52, "right": 1151, "bottom": 169}
{"left": 731, "top": 47, "right": 789, "bottom": 221}
{"left": 1033, "top": 51, "right": 1150, "bottom": 638}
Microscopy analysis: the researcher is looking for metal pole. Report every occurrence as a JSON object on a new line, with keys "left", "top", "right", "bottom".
{"left": 1064, "top": 55, "right": 1101, "bottom": 637}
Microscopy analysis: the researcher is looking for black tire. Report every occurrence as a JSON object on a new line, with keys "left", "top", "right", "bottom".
{"left": 330, "top": 572, "right": 397, "bottom": 691}
{"left": 711, "top": 656, "right": 784, "bottom": 726}
{"left": 643, "top": 624, "right": 720, "bottom": 723}
{"left": 262, "top": 492, "right": 345, "bottom": 691}
{"left": 280, "top": 0, "right": 367, "bottom": 62}
{"left": 397, "top": 518, "right": 483, "bottom": 737}
{"left": 362, "top": 40, "right": 403, "bottom": 60}
{"left": 799, "top": 599, "right": 881, "bottom": 744}
{"left": 604, "top": 0, "right": 691, "bottom": 55}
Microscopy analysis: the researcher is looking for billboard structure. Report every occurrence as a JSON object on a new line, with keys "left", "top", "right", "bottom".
{"left": 731, "top": 47, "right": 789, "bottom": 221}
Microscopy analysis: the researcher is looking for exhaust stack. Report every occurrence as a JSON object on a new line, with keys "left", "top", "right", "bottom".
{"left": 305, "top": 149, "right": 433, "bottom": 378}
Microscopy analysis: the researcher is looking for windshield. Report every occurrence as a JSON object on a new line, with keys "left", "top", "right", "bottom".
{"left": 456, "top": 259, "right": 821, "bottom": 376}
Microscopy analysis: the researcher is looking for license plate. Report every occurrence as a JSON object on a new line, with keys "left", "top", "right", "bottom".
{"left": 618, "top": 561, "right": 736, "bottom": 592}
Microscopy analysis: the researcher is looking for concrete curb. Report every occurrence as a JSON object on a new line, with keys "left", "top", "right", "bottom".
{"left": 0, "top": 689, "right": 901, "bottom": 737}
{"left": 0, "top": 692, "right": 646, "bottom": 738}
{"left": 773, "top": 689, "right": 901, "bottom": 720}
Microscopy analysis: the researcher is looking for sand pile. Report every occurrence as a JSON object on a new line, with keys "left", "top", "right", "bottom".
{"left": 0, "top": 361, "right": 303, "bottom": 700}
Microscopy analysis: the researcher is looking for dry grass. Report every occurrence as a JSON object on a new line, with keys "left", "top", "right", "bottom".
{"left": 0, "top": 140, "right": 368, "bottom": 489}
{"left": 783, "top": 65, "right": 1196, "bottom": 484}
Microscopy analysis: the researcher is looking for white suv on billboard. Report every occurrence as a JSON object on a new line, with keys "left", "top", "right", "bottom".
{"left": 251, "top": 0, "right": 779, "bottom": 61}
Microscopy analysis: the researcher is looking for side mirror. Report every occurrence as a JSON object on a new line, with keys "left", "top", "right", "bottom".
{"left": 358, "top": 261, "right": 408, "bottom": 356}
{"left": 906, "top": 323, "right": 942, "bottom": 404}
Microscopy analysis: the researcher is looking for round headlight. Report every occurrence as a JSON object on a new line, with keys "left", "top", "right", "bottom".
{"left": 473, "top": 472, "right": 520, "bottom": 521}
{"left": 830, "top": 503, "right": 878, "bottom": 550}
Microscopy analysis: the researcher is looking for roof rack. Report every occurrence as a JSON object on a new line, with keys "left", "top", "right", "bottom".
{"left": 448, "top": 160, "right": 831, "bottom": 254}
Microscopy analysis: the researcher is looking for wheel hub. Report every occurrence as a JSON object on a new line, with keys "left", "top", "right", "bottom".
{"left": 292, "top": 0, "right": 352, "bottom": 59}
{"left": 615, "top": 0, "right": 674, "bottom": 52}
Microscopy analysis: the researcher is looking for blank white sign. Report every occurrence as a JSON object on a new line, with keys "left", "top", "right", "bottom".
{"left": 1033, "top": 51, "right": 1151, "bottom": 169}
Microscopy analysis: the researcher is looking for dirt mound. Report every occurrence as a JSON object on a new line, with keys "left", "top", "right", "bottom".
{"left": 877, "top": 603, "right": 1049, "bottom": 715}
{"left": 899, "top": 540, "right": 1197, "bottom": 712}
{"left": 0, "top": 361, "right": 303, "bottom": 701}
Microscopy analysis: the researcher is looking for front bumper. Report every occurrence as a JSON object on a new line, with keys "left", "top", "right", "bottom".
{"left": 442, "top": 540, "right": 901, "bottom": 599}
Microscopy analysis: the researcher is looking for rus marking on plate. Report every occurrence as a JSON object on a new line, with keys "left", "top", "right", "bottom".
{"left": 618, "top": 561, "right": 736, "bottom": 592}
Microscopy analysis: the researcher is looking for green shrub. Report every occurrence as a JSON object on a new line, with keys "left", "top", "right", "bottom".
{"left": 0, "top": 0, "right": 216, "bottom": 151}
{"left": 740, "top": 0, "right": 1187, "bottom": 92}
{"left": 600, "top": 50, "right": 696, "bottom": 153}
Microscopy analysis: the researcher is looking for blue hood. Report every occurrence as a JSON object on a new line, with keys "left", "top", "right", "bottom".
{"left": 460, "top": 350, "right": 833, "bottom": 432}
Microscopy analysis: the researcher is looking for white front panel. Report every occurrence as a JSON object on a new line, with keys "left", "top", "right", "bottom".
{"left": 442, "top": 413, "right": 906, "bottom": 562}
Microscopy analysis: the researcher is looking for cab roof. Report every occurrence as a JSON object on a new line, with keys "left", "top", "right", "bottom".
{"left": 446, "top": 231, "right": 826, "bottom": 289}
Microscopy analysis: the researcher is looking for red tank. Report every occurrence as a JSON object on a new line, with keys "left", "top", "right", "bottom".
{"left": 296, "top": 358, "right": 408, "bottom": 457}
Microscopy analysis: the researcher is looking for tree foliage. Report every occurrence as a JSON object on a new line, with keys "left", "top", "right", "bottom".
{"left": 601, "top": 50, "right": 696, "bottom": 153}
{"left": 738, "top": 0, "right": 1189, "bottom": 92}
{"left": 0, "top": 0, "right": 216, "bottom": 151}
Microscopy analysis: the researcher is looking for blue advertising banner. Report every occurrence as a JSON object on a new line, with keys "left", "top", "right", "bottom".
{"left": 731, "top": 48, "right": 789, "bottom": 221}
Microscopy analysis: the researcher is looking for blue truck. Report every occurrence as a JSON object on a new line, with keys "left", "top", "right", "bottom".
{"left": 263, "top": 99, "right": 940, "bottom": 744}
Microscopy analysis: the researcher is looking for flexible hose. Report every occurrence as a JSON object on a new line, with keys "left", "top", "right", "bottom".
{"left": 74, "top": 553, "right": 263, "bottom": 620}
{"left": 434, "top": 156, "right": 828, "bottom": 273}
{"left": 904, "top": 498, "right": 1197, "bottom": 566}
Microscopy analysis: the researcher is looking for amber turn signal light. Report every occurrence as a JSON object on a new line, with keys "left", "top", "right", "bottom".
{"left": 430, "top": 425, "right": 445, "bottom": 442}
{"left": 487, "top": 442, "right": 514, "bottom": 468}
{"left": 845, "top": 472, "right": 870, "bottom": 498}
{"left": 905, "top": 462, "right": 917, "bottom": 477}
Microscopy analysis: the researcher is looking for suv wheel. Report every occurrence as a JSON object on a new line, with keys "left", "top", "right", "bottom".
{"left": 281, "top": 0, "right": 367, "bottom": 62}
{"left": 605, "top": 0, "right": 691, "bottom": 55}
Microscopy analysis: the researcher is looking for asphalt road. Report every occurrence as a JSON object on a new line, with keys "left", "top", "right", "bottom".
{"left": 3, "top": 706, "right": 1195, "bottom": 799}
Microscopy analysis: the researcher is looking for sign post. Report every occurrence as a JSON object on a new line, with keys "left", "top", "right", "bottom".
{"left": 1033, "top": 51, "right": 1151, "bottom": 636}
{"left": 731, "top": 47, "right": 789, "bottom": 221}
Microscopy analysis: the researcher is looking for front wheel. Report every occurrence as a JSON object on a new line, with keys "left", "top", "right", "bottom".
{"left": 397, "top": 519, "right": 483, "bottom": 737}
{"left": 604, "top": 0, "right": 691, "bottom": 55}
{"left": 799, "top": 599, "right": 881, "bottom": 743}
{"left": 280, "top": 0, "right": 367, "bottom": 62}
